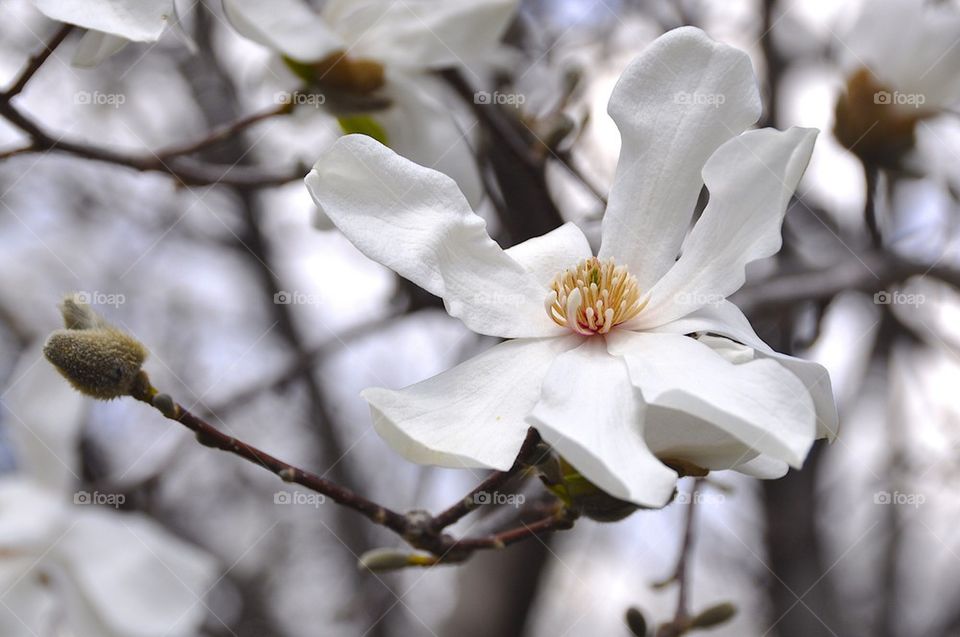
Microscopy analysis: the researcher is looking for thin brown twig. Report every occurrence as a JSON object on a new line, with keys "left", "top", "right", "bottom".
{"left": 2, "top": 24, "right": 73, "bottom": 99}
{"left": 158, "top": 395, "right": 410, "bottom": 533}
{"left": 450, "top": 508, "right": 576, "bottom": 552}
{"left": 135, "top": 384, "right": 569, "bottom": 563}
{"left": 733, "top": 250, "right": 960, "bottom": 315}
{"left": 0, "top": 99, "right": 304, "bottom": 187}
{"left": 673, "top": 478, "right": 701, "bottom": 622}
{"left": 0, "top": 30, "right": 301, "bottom": 189}
{"left": 155, "top": 101, "right": 293, "bottom": 160}
{"left": 0, "top": 145, "right": 33, "bottom": 161}
{"left": 430, "top": 433, "right": 547, "bottom": 531}
{"left": 864, "top": 162, "right": 882, "bottom": 247}
{"left": 655, "top": 478, "right": 702, "bottom": 637}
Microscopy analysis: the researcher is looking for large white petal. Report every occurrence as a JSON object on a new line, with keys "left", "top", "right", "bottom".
{"left": 34, "top": 0, "right": 172, "bottom": 41}
{"left": 647, "top": 299, "right": 772, "bottom": 351}
{"left": 652, "top": 301, "right": 839, "bottom": 440}
{"left": 635, "top": 127, "right": 816, "bottom": 327}
{"left": 222, "top": 0, "right": 343, "bottom": 62}
{"left": 363, "top": 336, "right": 580, "bottom": 470}
{"left": 643, "top": 405, "right": 760, "bottom": 471}
{"left": 598, "top": 27, "right": 761, "bottom": 289}
{"left": 323, "top": 0, "right": 518, "bottom": 70}
{"left": 504, "top": 222, "right": 593, "bottom": 287}
{"left": 54, "top": 511, "right": 218, "bottom": 637}
{"left": 378, "top": 72, "right": 484, "bottom": 208}
{"left": 527, "top": 339, "right": 678, "bottom": 507}
{"left": 2, "top": 345, "right": 86, "bottom": 493}
{"left": 306, "top": 134, "right": 565, "bottom": 338}
{"left": 607, "top": 331, "right": 816, "bottom": 468}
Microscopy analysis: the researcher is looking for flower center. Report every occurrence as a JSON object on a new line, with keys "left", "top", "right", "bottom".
{"left": 834, "top": 67, "right": 928, "bottom": 167}
{"left": 545, "top": 257, "right": 646, "bottom": 335}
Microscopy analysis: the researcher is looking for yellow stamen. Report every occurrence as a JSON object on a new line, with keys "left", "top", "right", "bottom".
{"left": 547, "top": 257, "right": 646, "bottom": 335}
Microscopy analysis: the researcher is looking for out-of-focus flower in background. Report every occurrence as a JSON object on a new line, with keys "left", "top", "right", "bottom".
{"left": 223, "top": 0, "right": 519, "bottom": 215}
{"left": 833, "top": 0, "right": 960, "bottom": 172}
{"left": 306, "top": 28, "right": 837, "bottom": 509}
{"left": 31, "top": 0, "right": 188, "bottom": 66}
{"left": 0, "top": 347, "right": 217, "bottom": 636}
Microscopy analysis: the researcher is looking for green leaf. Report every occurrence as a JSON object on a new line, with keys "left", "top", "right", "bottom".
{"left": 690, "top": 602, "right": 737, "bottom": 629}
{"left": 282, "top": 55, "right": 317, "bottom": 84}
{"left": 337, "top": 115, "right": 389, "bottom": 146}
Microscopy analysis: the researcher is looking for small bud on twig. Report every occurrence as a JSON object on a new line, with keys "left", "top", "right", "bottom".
{"left": 357, "top": 548, "right": 439, "bottom": 572}
{"left": 690, "top": 603, "right": 737, "bottom": 629}
{"left": 626, "top": 607, "right": 648, "bottom": 636}
{"left": 43, "top": 295, "right": 148, "bottom": 400}
{"left": 152, "top": 393, "right": 179, "bottom": 418}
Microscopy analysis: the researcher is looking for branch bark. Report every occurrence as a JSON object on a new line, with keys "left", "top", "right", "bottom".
{"left": 136, "top": 383, "right": 569, "bottom": 565}
{"left": 734, "top": 251, "right": 960, "bottom": 315}
{"left": 1, "top": 24, "right": 73, "bottom": 99}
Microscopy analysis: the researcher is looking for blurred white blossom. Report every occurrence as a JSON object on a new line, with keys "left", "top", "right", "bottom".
{"left": 224, "top": 0, "right": 519, "bottom": 213}
{"left": 32, "top": 0, "right": 185, "bottom": 66}
{"left": 0, "top": 346, "right": 218, "bottom": 636}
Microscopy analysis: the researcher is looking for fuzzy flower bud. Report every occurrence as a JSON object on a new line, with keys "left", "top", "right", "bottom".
{"left": 43, "top": 295, "right": 148, "bottom": 400}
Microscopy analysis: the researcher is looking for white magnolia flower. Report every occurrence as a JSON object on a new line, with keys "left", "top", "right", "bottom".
{"left": 223, "top": 0, "right": 519, "bottom": 209}
{"left": 0, "top": 346, "right": 217, "bottom": 636}
{"left": 305, "top": 27, "right": 839, "bottom": 508}
{"left": 833, "top": 0, "right": 960, "bottom": 168}
{"left": 32, "top": 0, "right": 182, "bottom": 67}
